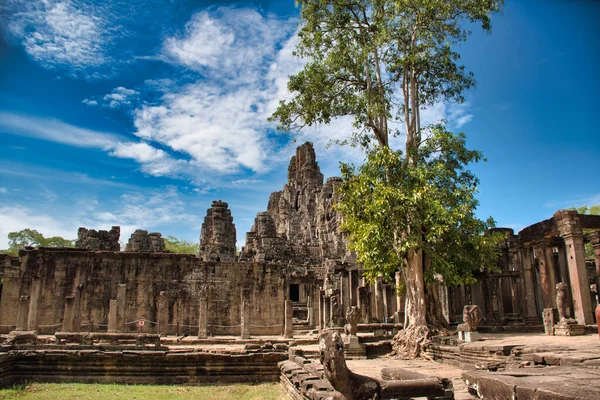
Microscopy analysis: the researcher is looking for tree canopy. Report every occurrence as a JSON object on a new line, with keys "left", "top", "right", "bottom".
{"left": 1, "top": 229, "right": 75, "bottom": 256}
{"left": 163, "top": 236, "right": 200, "bottom": 255}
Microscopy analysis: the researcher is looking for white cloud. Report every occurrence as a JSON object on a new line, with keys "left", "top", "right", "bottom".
{"left": 232, "top": 179, "right": 264, "bottom": 185}
{"left": 0, "top": 111, "right": 121, "bottom": 149}
{"left": 83, "top": 86, "right": 139, "bottom": 108}
{"left": 109, "top": 142, "right": 188, "bottom": 177}
{"left": 0, "top": 112, "right": 187, "bottom": 179}
{"left": 131, "top": 9, "right": 299, "bottom": 174}
{"left": 0, "top": 188, "right": 8, "bottom": 194}
{"left": 92, "top": 186, "right": 198, "bottom": 241}
{"left": 7, "top": 0, "right": 115, "bottom": 78}
{"left": 163, "top": 8, "right": 294, "bottom": 84}
{"left": 102, "top": 86, "right": 139, "bottom": 108}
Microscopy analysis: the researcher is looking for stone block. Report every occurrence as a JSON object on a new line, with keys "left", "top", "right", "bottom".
{"left": 553, "top": 324, "right": 585, "bottom": 336}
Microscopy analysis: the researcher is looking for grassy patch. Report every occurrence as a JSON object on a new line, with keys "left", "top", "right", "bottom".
{"left": 0, "top": 382, "right": 286, "bottom": 400}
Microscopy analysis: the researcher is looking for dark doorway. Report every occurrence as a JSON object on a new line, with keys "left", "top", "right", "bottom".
{"left": 290, "top": 284, "right": 300, "bottom": 302}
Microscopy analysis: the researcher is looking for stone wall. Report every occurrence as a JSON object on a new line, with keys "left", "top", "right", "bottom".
{"left": 0, "top": 248, "right": 286, "bottom": 335}
{"left": 0, "top": 348, "right": 285, "bottom": 386}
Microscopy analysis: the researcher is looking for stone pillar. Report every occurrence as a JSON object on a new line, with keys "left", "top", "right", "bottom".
{"left": 158, "top": 291, "right": 169, "bottom": 336}
{"left": 72, "top": 285, "right": 83, "bottom": 332}
{"left": 358, "top": 286, "right": 369, "bottom": 324}
{"left": 555, "top": 210, "right": 594, "bottom": 325}
{"left": 533, "top": 240, "right": 556, "bottom": 309}
{"left": 590, "top": 231, "right": 600, "bottom": 291}
{"left": 16, "top": 295, "right": 30, "bottom": 331}
{"left": 309, "top": 286, "right": 319, "bottom": 328}
{"left": 323, "top": 297, "right": 331, "bottom": 328}
{"left": 382, "top": 284, "right": 389, "bottom": 321}
{"left": 394, "top": 271, "right": 406, "bottom": 324}
{"left": 329, "top": 295, "right": 336, "bottom": 327}
{"left": 240, "top": 292, "right": 250, "bottom": 339}
{"left": 318, "top": 290, "right": 324, "bottom": 330}
{"left": 107, "top": 300, "right": 118, "bottom": 333}
{"left": 374, "top": 277, "right": 384, "bottom": 322}
{"left": 27, "top": 276, "right": 42, "bottom": 331}
{"left": 341, "top": 272, "right": 350, "bottom": 318}
{"left": 116, "top": 284, "right": 127, "bottom": 332}
{"left": 348, "top": 271, "right": 355, "bottom": 306}
{"left": 62, "top": 296, "right": 74, "bottom": 332}
{"left": 520, "top": 247, "right": 539, "bottom": 322}
{"left": 198, "top": 296, "right": 208, "bottom": 339}
{"left": 284, "top": 300, "right": 293, "bottom": 338}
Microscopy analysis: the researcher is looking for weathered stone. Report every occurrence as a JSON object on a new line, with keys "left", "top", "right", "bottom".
{"left": 199, "top": 200, "right": 237, "bottom": 261}
{"left": 344, "top": 306, "right": 360, "bottom": 336}
{"left": 240, "top": 143, "right": 354, "bottom": 265}
{"left": 76, "top": 226, "right": 120, "bottom": 251}
{"left": 125, "top": 230, "right": 165, "bottom": 252}
{"left": 543, "top": 308, "right": 558, "bottom": 335}
{"left": 457, "top": 305, "right": 483, "bottom": 332}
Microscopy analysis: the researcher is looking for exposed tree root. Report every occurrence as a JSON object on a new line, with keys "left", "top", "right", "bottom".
{"left": 389, "top": 325, "right": 433, "bottom": 360}
{"left": 389, "top": 324, "right": 453, "bottom": 360}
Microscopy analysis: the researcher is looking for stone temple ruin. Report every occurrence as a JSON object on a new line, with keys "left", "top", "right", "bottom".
{"left": 1, "top": 142, "right": 600, "bottom": 398}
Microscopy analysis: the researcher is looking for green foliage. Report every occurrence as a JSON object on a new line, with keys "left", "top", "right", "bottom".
{"left": 1, "top": 229, "right": 74, "bottom": 256}
{"left": 568, "top": 204, "right": 600, "bottom": 258}
{"left": 569, "top": 204, "right": 600, "bottom": 216}
{"left": 337, "top": 125, "right": 503, "bottom": 285}
{"left": 163, "top": 236, "right": 199, "bottom": 255}
{"left": 271, "top": 0, "right": 503, "bottom": 148}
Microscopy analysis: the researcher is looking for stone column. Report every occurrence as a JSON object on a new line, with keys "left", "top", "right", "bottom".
{"left": 107, "top": 300, "right": 118, "bottom": 333}
{"left": 590, "top": 231, "right": 600, "bottom": 291}
{"left": 16, "top": 295, "right": 30, "bottom": 331}
{"left": 72, "top": 285, "right": 83, "bottom": 332}
{"left": 358, "top": 286, "right": 369, "bottom": 324}
{"left": 318, "top": 290, "right": 324, "bottom": 330}
{"left": 395, "top": 271, "right": 405, "bottom": 312}
{"left": 240, "top": 291, "right": 250, "bottom": 339}
{"left": 555, "top": 210, "right": 594, "bottom": 325}
{"left": 533, "top": 240, "right": 556, "bottom": 309}
{"left": 284, "top": 300, "right": 293, "bottom": 338}
{"left": 62, "top": 296, "right": 75, "bottom": 332}
{"left": 329, "top": 295, "right": 336, "bottom": 327}
{"left": 374, "top": 277, "right": 384, "bottom": 322}
{"left": 341, "top": 272, "right": 350, "bottom": 318}
{"left": 382, "top": 284, "right": 389, "bottom": 321}
{"left": 27, "top": 276, "right": 42, "bottom": 331}
{"left": 198, "top": 296, "right": 208, "bottom": 339}
{"left": 323, "top": 297, "right": 331, "bottom": 328}
{"left": 158, "top": 291, "right": 169, "bottom": 336}
{"left": 520, "top": 247, "right": 539, "bottom": 322}
{"left": 348, "top": 271, "right": 355, "bottom": 306}
{"left": 116, "top": 284, "right": 127, "bottom": 332}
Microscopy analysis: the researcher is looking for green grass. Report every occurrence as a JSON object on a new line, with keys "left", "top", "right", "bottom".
{"left": 0, "top": 382, "right": 287, "bottom": 400}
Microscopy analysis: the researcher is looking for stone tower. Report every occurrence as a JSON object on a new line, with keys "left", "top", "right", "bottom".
{"left": 240, "top": 141, "right": 353, "bottom": 263}
{"left": 199, "top": 200, "right": 237, "bottom": 261}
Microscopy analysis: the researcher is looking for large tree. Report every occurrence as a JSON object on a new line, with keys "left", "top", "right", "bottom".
{"left": 271, "top": 0, "right": 504, "bottom": 357}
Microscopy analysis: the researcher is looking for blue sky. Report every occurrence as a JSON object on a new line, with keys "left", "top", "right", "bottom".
{"left": 0, "top": 0, "right": 598, "bottom": 249}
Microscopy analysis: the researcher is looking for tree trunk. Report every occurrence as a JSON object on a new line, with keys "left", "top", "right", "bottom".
{"left": 391, "top": 250, "right": 449, "bottom": 359}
